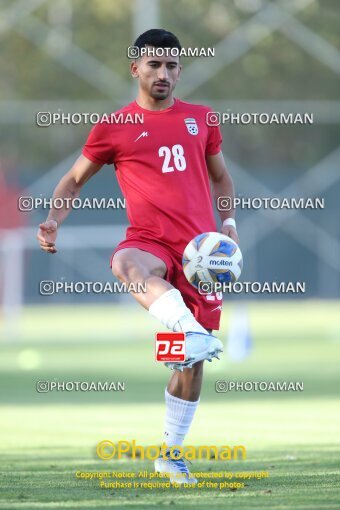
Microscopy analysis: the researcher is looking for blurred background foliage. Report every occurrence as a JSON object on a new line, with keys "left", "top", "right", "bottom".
{"left": 1, "top": 0, "right": 339, "bottom": 173}
{"left": 0, "top": 0, "right": 338, "bottom": 99}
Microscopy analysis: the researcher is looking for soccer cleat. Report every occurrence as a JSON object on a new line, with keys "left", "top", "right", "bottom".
{"left": 154, "top": 448, "right": 197, "bottom": 485}
{"left": 165, "top": 331, "right": 223, "bottom": 371}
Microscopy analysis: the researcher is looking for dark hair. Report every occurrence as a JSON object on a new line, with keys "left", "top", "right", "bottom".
{"left": 133, "top": 29, "right": 181, "bottom": 51}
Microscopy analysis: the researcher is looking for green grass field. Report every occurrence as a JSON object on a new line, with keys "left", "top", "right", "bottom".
{"left": 0, "top": 301, "right": 340, "bottom": 509}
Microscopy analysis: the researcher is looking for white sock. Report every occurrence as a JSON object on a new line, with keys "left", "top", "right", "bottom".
{"left": 149, "top": 289, "right": 207, "bottom": 334}
{"left": 163, "top": 389, "right": 199, "bottom": 448}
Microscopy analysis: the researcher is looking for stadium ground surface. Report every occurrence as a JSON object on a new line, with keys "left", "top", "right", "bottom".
{"left": 0, "top": 301, "right": 339, "bottom": 509}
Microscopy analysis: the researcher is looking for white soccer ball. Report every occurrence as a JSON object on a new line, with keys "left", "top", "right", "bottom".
{"left": 182, "top": 232, "right": 243, "bottom": 288}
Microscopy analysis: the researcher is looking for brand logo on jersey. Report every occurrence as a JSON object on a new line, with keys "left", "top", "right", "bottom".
{"left": 211, "top": 305, "right": 223, "bottom": 312}
{"left": 134, "top": 131, "right": 149, "bottom": 142}
{"left": 184, "top": 118, "right": 198, "bottom": 136}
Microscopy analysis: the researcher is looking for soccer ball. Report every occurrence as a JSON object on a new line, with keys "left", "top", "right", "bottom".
{"left": 182, "top": 232, "right": 243, "bottom": 289}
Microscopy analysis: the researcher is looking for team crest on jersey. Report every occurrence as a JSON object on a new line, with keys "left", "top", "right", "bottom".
{"left": 184, "top": 118, "right": 198, "bottom": 135}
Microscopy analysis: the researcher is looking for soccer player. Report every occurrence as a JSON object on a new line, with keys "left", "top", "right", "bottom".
{"left": 37, "top": 29, "right": 238, "bottom": 484}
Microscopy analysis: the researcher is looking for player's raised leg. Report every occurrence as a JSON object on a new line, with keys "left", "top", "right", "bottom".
{"left": 111, "top": 248, "right": 223, "bottom": 369}
{"left": 112, "top": 248, "right": 220, "bottom": 484}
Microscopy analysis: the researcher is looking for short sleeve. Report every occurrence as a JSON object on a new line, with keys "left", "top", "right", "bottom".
{"left": 206, "top": 112, "right": 223, "bottom": 156}
{"left": 82, "top": 121, "right": 114, "bottom": 165}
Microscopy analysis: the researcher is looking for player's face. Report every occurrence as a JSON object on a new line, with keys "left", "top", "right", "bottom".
{"left": 131, "top": 49, "right": 182, "bottom": 100}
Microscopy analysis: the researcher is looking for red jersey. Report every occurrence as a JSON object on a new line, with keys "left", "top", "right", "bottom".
{"left": 82, "top": 98, "right": 222, "bottom": 255}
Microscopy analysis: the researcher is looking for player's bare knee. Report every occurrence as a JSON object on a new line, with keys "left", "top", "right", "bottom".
{"left": 111, "top": 256, "right": 124, "bottom": 281}
{"left": 112, "top": 254, "right": 149, "bottom": 284}
{"left": 111, "top": 256, "right": 134, "bottom": 283}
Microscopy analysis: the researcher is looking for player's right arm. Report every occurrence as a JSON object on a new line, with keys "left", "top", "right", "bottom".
{"left": 37, "top": 155, "right": 102, "bottom": 254}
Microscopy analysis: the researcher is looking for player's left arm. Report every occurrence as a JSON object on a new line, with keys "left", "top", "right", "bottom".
{"left": 206, "top": 151, "right": 239, "bottom": 244}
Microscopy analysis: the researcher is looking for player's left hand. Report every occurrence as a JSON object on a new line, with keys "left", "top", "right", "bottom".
{"left": 221, "top": 225, "right": 239, "bottom": 245}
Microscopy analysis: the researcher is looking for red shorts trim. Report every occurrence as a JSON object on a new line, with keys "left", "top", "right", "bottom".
{"left": 111, "top": 239, "right": 222, "bottom": 331}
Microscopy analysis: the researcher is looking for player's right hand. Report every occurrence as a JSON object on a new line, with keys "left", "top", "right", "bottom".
{"left": 37, "top": 220, "right": 58, "bottom": 254}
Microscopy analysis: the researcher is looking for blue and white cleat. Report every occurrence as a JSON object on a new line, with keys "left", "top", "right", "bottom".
{"left": 154, "top": 448, "right": 197, "bottom": 485}
{"left": 165, "top": 331, "right": 223, "bottom": 371}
